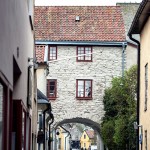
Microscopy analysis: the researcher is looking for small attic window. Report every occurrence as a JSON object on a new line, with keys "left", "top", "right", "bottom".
{"left": 75, "top": 16, "right": 80, "bottom": 21}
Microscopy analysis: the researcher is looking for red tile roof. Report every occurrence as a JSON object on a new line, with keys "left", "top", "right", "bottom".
{"left": 85, "top": 130, "right": 94, "bottom": 139}
{"left": 34, "top": 6, "right": 126, "bottom": 42}
{"left": 35, "top": 45, "right": 45, "bottom": 63}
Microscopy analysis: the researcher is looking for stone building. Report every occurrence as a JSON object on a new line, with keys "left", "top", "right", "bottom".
{"left": 35, "top": 6, "right": 127, "bottom": 150}
{"left": 0, "top": 0, "right": 36, "bottom": 149}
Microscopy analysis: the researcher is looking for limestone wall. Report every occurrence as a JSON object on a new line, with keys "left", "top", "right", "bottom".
{"left": 46, "top": 45, "right": 123, "bottom": 124}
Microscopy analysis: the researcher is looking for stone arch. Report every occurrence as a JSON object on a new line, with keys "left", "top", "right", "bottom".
{"left": 52, "top": 117, "right": 104, "bottom": 150}
{"left": 56, "top": 117, "right": 101, "bottom": 134}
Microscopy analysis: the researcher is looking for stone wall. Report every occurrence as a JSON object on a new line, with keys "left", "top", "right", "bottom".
{"left": 47, "top": 45, "right": 123, "bottom": 125}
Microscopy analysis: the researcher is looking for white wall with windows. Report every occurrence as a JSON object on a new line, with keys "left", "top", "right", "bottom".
{"left": 44, "top": 45, "right": 123, "bottom": 124}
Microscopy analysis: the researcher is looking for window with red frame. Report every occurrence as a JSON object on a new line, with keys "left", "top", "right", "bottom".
{"left": 49, "top": 46, "right": 57, "bottom": 60}
{"left": 47, "top": 79, "right": 57, "bottom": 99}
{"left": 77, "top": 79, "right": 92, "bottom": 98}
{"left": 77, "top": 46, "right": 92, "bottom": 61}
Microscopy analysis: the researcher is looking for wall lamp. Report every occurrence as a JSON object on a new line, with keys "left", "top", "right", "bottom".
{"left": 134, "top": 122, "right": 142, "bottom": 130}
{"left": 28, "top": 57, "right": 38, "bottom": 70}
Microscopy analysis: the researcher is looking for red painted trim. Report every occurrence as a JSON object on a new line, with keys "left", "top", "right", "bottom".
{"left": 76, "top": 80, "right": 78, "bottom": 98}
{"left": 9, "top": 91, "right": 13, "bottom": 150}
{"left": 0, "top": 77, "right": 13, "bottom": 150}
{"left": 76, "top": 97, "right": 93, "bottom": 100}
{"left": 76, "top": 46, "right": 92, "bottom": 62}
{"left": 3, "top": 82, "right": 8, "bottom": 150}
{"left": 28, "top": 118, "right": 31, "bottom": 150}
{"left": 47, "top": 79, "right": 57, "bottom": 99}
{"left": 23, "top": 109, "right": 27, "bottom": 150}
{"left": 13, "top": 100, "right": 28, "bottom": 150}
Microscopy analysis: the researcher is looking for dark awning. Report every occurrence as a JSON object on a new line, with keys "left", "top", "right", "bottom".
{"left": 37, "top": 89, "right": 49, "bottom": 104}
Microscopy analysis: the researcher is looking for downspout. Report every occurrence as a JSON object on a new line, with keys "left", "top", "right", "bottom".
{"left": 43, "top": 103, "right": 51, "bottom": 150}
{"left": 48, "top": 113, "right": 54, "bottom": 150}
{"left": 129, "top": 34, "right": 140, "bottom": 150}
{"left": 60, "top": 126, "right": 72, "bottom": 150}
{"left": 122, "top": 43, "right": 126, "bottom": 77}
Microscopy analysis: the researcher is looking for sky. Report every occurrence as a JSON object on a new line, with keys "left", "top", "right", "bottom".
{"left": 35, "top": 0, "right": 142, "bottom": 6}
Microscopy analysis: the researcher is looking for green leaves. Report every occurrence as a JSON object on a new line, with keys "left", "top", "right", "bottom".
{"left": 101, "top": 65, "right": 137, "bottom": 150}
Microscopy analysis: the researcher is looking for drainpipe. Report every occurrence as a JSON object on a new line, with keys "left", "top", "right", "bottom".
{"left": 48, "top": 113, "right": 54, "bottom": 150}
{"left": 43, "top": 103, "right": 51, "bottom": 150}
{"left": 122, "top": 42, "right": 126, "bottom": 77}
{"left": 60, "top": 126, "right": 72, "bottom": 150}
{"left": 129, "top": 34, "right": 140, "bottom": 150}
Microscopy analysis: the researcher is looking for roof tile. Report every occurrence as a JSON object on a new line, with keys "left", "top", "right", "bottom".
{"left": 34, "top": 6, "right": 126, "bottom": 42}
{"left": 35, "top": 45, "right": 45, "bottom": 63}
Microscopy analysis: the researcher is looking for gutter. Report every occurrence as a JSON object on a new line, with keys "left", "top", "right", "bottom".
{"left": 122, "top": 43, "right": 126, "bottom": 77}
{"left": 35, "top": 41, "right": 127, "bottom": 47}
{"left": 48, "top": 112, "right": 54, "bottom": 150}
{"left": 128, "top": 34, "right": 140, "bottom": 150}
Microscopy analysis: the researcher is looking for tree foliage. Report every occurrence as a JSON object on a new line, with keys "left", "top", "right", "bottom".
{"left": 101, "top": 65, "right": 137, "bottom": 150}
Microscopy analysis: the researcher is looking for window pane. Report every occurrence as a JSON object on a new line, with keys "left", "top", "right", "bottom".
{"left": 78, "top": 80, "right": 84, "bottom": 97}
{"left": 0, "top": 83, "right": 3, "bottom": 150}
{"left": 85, "top": 47, "right": 91, "bottom": 60}
{"left": 78, "top": 56, "right": 84, "bottom": 60}
{"left": 85, "top": 81, "right": 91, "bottom": 97}
{"left": 48, "top": 80, "right": 56, "bottom": 97}
{"left": 78, "top": 47, "right": 84, "bottom": 60}
{"left": 50, "top": 85, "right": 55, "bottom": 96}
{"left": 49, "top": 47, "right": 57, "bottom": 60}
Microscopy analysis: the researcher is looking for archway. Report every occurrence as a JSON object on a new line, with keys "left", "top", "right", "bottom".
{"left": 52, "top": 117, "right": 104, "bottom": 150}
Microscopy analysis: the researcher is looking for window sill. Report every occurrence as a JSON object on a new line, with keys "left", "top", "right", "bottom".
{"left": 76, "top": 97, "right": 93, "bottom": 100}
{"left": 77, "top": 60, "right": 92, "bottom": 62}
{"left": 48, "top": 97, "right": 57, "bottom": 100}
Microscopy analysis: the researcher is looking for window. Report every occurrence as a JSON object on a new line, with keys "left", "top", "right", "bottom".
{"left": 58, "top": 138, "right": 61, "bottom": 149}
{"left": 145, "top": 130, "right": 147, "bottom": 150}
{"left": 49, "top": 46, "right": 57, "bottom": 60}
{"left": 145, "top": 63, "right": 148, "bottom": 111}
{"left": 76, "top": 79, "right": 92, "bottom": 99}
{"left": 84, "top": 134, "right": 86, "bottom": 139}
{"left": 77, "top": 46, "right": 92, "bottom": 61}
{"left": 47, "top": 79, "right": 57, "bottom": 99}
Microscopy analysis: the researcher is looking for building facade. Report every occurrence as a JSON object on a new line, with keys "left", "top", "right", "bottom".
{"left": 35, "top": 6, "right": 127, "bottom": 150}
{"left": 0, "top": 0, "right": 36, "bottom": 149}
{"left": 80, "top": 130, "right": 96, "bottom": 149}
{"left": 128, "top": 0, "right": 150, "bottom": 149}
